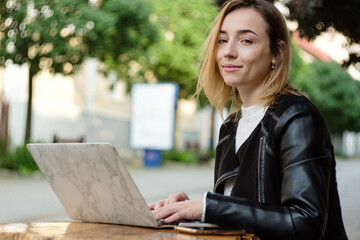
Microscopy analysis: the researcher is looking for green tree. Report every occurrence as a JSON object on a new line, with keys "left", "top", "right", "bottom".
{"left": 289, "top": 42, "right": 308, "bottom": 85}
{"left": 148, "top": 0, "right": 218, "bottom": 100}
{"left": 114, "top": 0, "right": 218, "bottom": 104}
{"left": 292, "top": 58, "right": 360, "bottom": 134}
{"left": 0, "top": 0, "right": 156, "bottom": 144}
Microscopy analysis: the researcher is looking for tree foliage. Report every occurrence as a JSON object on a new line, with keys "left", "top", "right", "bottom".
{"left": 0, "top": 0, "right": 157, "bottom": 143}
{"left": 0, "top": 0, "right": 156, "bottom": 74}
{"left": 147, "top": 0, "right": 218, "bottom": 100}
{"left": 97, "top": 0, "right": 218, "bottom": 103}
{"left": 291, "top": 46, "right": 360, "bottom": 134}
{"left": 285, "top": 0, "right": 360, "bottom": 70}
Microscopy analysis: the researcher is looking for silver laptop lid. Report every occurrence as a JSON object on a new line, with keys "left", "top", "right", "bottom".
{"left": 27, "top": 143, "right": 158, "bottom": 227}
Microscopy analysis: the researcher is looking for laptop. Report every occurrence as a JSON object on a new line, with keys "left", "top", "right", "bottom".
{"left": 27, "top": 143, "right": 218, "bottom": 229}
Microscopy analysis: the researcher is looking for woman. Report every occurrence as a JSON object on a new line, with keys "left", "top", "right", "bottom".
{"left": 150, "top": 0, "right": 348, "bottom": 239}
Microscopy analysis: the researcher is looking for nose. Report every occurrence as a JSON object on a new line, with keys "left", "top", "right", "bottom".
{"left": 224, "top": 41, "right": 237, "bottom": 59}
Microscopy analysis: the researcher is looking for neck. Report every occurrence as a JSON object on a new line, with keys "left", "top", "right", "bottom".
{"left": 237, "top": 85, "right": 262, "bottom": 107}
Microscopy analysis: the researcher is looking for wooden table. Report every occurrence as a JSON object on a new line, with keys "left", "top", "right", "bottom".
{"left": 0, "top": 222, "right": 259, "bottom": 240}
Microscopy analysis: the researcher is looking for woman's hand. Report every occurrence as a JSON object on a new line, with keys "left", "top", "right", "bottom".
{"left": 149, "top": 192, "right": 203, "bottom": 223}
{"left": 149, "top": 192, "right": 189, "bottom": 210}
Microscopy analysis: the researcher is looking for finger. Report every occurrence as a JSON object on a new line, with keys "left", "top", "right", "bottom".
{"left": 166, "top": 192, "right": 189, "bottom": 205}
{"left": 176, "top": 192, "right": 190, "bottom": 201}
{"left": 164, "top": 211, "right": 185, "bottom": 223}
{"left": 154, "top": 200, "right": 166, "bottom": 210}
{"left": 153, "top": 204, "right": 180, "bottom": 221}
{"left": 164, "top": 194, "right": 172, "bottom": 206}
{"left": 169, "top": 192, "right": 182, "bottom": 204}
{"left": 164, "top": 193, "right": 176, "bottom": 206}
{"left": 148, "top": 203, "right": 155, "bottom": 210}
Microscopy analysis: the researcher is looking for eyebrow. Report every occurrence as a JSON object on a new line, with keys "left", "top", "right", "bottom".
{"left": 219, "top": 29, "right": 258, "bottom": 36}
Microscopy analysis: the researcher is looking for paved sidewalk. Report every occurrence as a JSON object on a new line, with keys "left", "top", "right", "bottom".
{"left": 0, "top": 160, "right": 359, "bottom": 239}
{"left": 335, "top": 159, "right": 360, "bottom": 240}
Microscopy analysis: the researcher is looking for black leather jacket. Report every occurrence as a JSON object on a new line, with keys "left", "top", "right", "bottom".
{"left": 204, "top": 94, "right": 347, "bottom": 240}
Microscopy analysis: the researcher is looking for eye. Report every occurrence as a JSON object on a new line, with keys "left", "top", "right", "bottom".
{"left": 240, "top": 38, "right": 252, "bottom": 44}
{"left": 218, "top": 38, "right": 228, "bottom": 44}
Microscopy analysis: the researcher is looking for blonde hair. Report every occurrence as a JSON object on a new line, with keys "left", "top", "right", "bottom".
{"left": 196, "top": 0, "right": 297, "bottom": 115}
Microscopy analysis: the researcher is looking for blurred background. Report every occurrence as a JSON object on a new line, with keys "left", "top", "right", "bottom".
{"left": 0, "top": 0, "right": 359, "bottom": 238}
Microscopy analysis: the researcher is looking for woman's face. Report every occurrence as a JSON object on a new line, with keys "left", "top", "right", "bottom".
{"left": 216, "top": 8, "right": 274, "bottom": 93}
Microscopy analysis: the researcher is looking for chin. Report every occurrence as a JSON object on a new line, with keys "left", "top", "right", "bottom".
{"left": 223, "top": 79, "right": 242, "bottom": 87}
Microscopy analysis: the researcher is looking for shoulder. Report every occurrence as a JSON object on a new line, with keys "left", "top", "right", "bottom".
{"left": 267, "top": 93, "right": 322, "bottom": 123}
{"left": 266, "top": 93, "right": 329, "bottom": 141}
{"left": 273, "top": 93, "right": 315, "bottom": 113}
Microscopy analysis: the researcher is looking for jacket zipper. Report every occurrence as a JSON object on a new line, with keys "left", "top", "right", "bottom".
{"left": 214, "top": 167, "right": 239, "bottom": 192}
{"left": 258, "top": 136, "right": 266, "bottom": 203}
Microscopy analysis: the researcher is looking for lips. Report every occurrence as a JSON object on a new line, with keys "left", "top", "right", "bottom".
{"left": 222, "top": 64, "right": 243, "bottom": 71}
